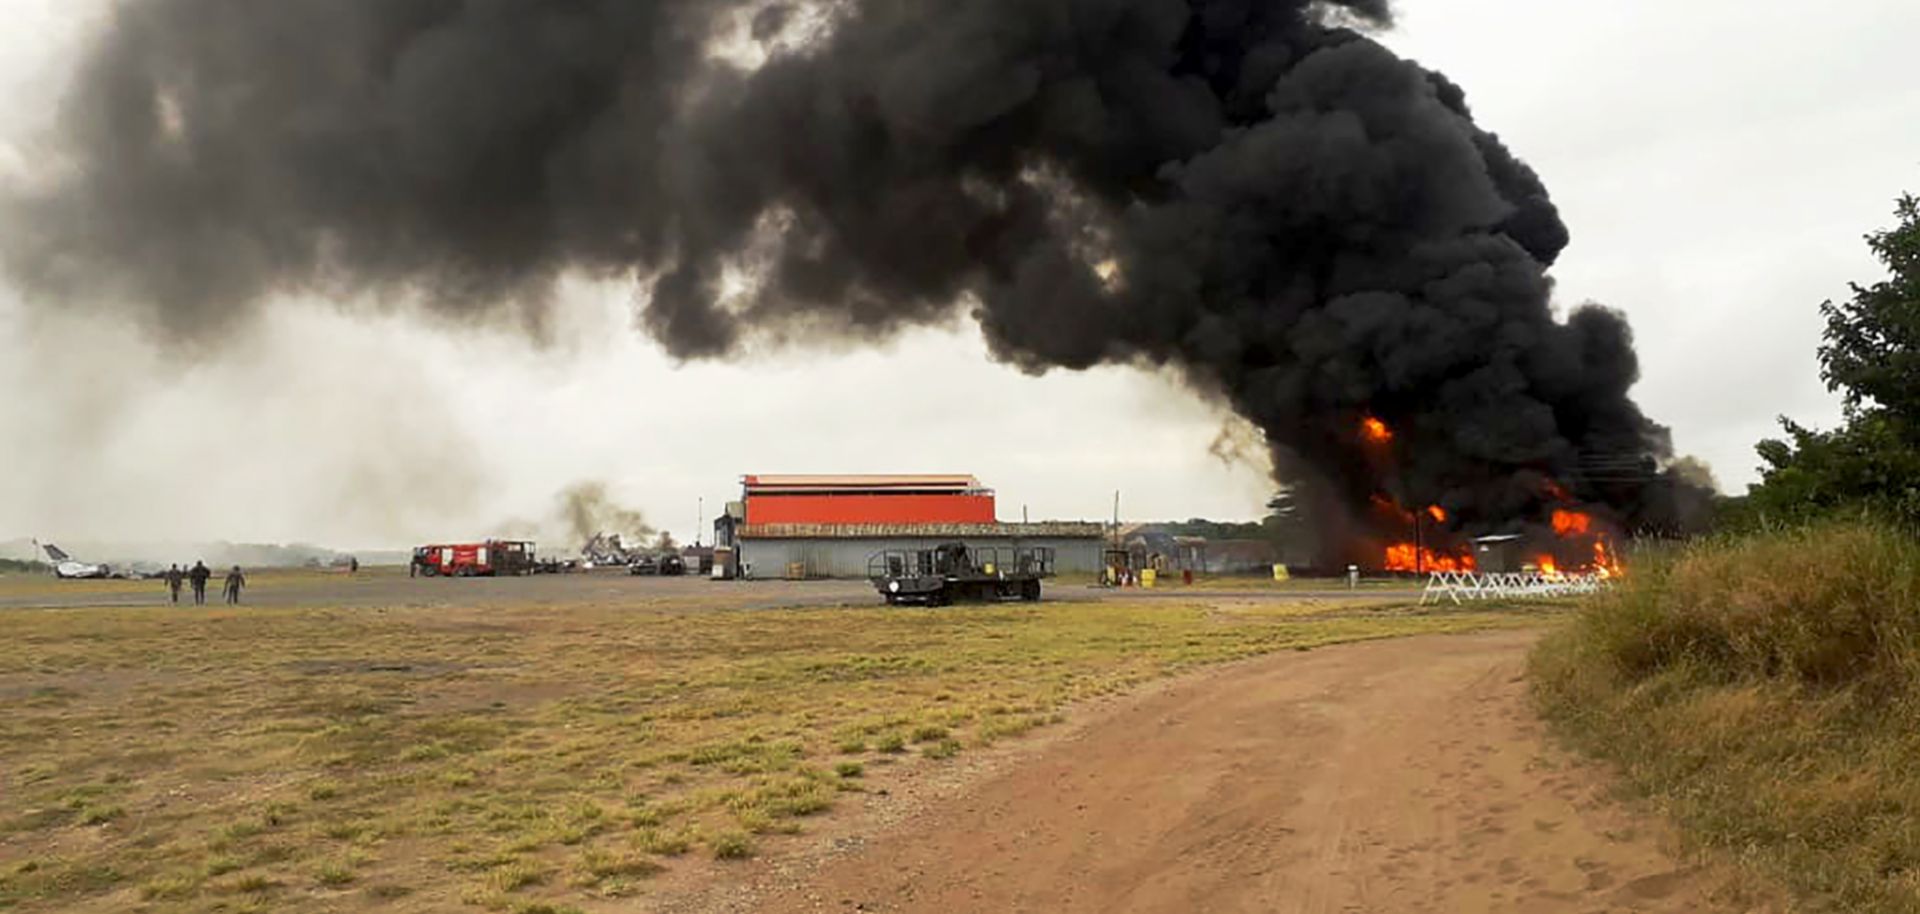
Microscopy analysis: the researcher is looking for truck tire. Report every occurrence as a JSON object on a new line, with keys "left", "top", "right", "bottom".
{"left": 1022, "top": 580, "right": 1041, "bottom": 602}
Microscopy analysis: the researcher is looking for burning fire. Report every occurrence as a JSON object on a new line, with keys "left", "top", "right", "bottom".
{"left": 1551, "top": 509, "right": 1592, "bottom": 536}
{"left": 1374, "top": 493, "right": 1473, "bottom": 573}
{"left": 1374, "top": 475, "right": 1627, "bottom": 579}
{"left": 1385, "top": 543, "right": 1477, "bottom": 574}
{"left": 1360, "top": 416, "right": 1393, "bottom": 445}
{"left": 1592, "top": 538, "right": 1624, "bottom": 578}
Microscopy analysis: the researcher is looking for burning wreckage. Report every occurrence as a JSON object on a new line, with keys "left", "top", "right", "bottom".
{"left": 1353, "top": 415, "right": 1629, "bottom": 582}
{"left": 583, "top": 533, "right": 688, "bottom": 575}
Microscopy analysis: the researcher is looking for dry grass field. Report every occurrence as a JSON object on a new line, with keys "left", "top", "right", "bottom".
{"left": 1534, "top": 523, "right": 1920, "bottom": 913}
{"left": 1, "top": 574, "right": 1534, "bottom": 913}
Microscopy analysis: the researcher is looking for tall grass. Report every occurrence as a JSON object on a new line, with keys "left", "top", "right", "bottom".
{"left": 1533, "top": 522, "right": 1920, "bottom": 912}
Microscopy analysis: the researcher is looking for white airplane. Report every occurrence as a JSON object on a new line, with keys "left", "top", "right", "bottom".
{"left": 35, "top": 541, "right": 114, "bottom": 579}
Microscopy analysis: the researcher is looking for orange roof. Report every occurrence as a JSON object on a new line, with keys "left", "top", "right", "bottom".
{"left": 740, "top": 522, "right": 1101, "bottom": 539}
{"left": 743, "top": 474, "right": 986, "bottom": 493}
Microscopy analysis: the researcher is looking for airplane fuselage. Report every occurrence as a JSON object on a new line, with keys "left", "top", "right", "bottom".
{"left": 53, "top": 561, "right": 112, "bottom": 579}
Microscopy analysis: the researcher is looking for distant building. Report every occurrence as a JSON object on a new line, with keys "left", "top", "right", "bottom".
{"left": 1203, "top": 539, "right": 1280, "bottom": 574}
{"left": 721, "top": 475, "right": 1103, "bottom": 579}
{"left": 1116, "top": 524, "right": 1284, "bottom": 575}
{"left": 1118, "top": 525, "right": 1208, "bottom": 572}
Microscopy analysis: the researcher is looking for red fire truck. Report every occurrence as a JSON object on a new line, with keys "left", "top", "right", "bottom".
{"left": 413, "top": 541, "right": 537, "bottom": 577}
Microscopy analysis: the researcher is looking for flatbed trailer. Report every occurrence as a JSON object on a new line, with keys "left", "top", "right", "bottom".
{"left": 867, "top": 542, "right": 1054, "bottom": 606}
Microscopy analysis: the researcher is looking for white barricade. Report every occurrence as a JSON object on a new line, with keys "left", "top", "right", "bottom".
{"left": 1420, "top": 570, "right": 1612, "bottom": 605}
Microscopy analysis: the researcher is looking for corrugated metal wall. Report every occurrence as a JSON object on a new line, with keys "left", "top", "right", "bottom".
{"left": 739, "top": 536, "right": 1104, "bottom": 579}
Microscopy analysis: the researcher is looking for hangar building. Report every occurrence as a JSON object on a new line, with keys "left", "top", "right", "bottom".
{"left": 717, "top": 474, "right": 1104, "bottom": 579}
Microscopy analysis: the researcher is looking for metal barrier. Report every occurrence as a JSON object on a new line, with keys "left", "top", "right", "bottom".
{"left": 1419, "top": 570, "right": 1612, "bottom": 605}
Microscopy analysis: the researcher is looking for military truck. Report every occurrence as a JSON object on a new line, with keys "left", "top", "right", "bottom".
{"left": 867, "top": 542, "right": 1054, "bottom": 606}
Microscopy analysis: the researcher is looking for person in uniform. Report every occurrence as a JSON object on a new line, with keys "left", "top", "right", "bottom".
{"left": 188, "top": 561, "right": 211, "bottom": 605}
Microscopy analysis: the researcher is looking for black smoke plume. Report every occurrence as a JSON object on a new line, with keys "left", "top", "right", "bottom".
{"left": 2, "top": 0, "right": 1707, "bottom": 565}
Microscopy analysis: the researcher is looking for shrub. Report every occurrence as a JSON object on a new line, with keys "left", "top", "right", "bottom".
{"left": 1533, "top": 521, "right": 1920, "bottom": 913}
{"left": 1556, "top": 523, "right": 1920, "bottom": 689}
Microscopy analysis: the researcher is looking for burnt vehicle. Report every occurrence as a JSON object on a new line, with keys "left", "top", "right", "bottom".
{"left": 867, "top": 542, "right": 1053, "bottom": 606}
{"left": 629, "top": 553, "right": 685, "bottom": 576}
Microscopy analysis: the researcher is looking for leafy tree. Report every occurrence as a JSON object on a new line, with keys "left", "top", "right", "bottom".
{"left": 1158, "top": 489, "right": 1320, "bottom": 566}
{"left": 1748, "top": 415, "right": 1920, "bottom": 525}
{"left": 1745, "top": 192, "right": 1920, "bottom": 526}
{"left": 1819, "top": 193, "right": 1920, "bottom": 428}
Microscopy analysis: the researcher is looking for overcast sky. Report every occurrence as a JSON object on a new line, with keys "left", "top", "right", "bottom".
{"left": 2, "top": 0, "right": 1916, "bottom": 551}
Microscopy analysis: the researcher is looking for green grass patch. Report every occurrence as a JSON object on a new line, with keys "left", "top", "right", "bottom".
{"left": 708, "top": 830, "right": 755, "bottom": 860}
{"left": 633, "top": 826, "right": 694, "bottom": 857}
{"left": 313, "top": 859, "right": 356, "bottom": 888}
{"left": 922, "top": 737, "right": 962, "bottom": 760}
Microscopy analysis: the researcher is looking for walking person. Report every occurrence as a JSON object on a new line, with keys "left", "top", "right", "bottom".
{"left": 164, "top": 564, "right": 183, "bottom": 605}
{"left": 188, "top": 560, "right": 211, "bottom": 605}
{"left": 223, "top": 566, "right": 246, "bottom": 605}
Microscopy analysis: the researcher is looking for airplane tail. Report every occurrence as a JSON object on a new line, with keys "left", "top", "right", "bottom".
{"left": 39, "top": 541, "right": 72, "bottom": 563}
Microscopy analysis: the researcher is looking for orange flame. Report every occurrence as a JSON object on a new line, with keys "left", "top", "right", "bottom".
{"left": 1361, "top": 416, "right": 1393, "bottom": 445}
{"left": 1535, "top": 555, "right": 1561, "bottom": 577}
{"left": 1551, "top": 509, "right": 1592, "bottom": 536}
{"left": 1427, "top": 505, "right": 1448, "bottom": 524}
{"left": 1593, "top": 539, "right": 1624, "bottom": 578}
{"left": 1385, "top": 543, "right": 1477, "bottom": 573}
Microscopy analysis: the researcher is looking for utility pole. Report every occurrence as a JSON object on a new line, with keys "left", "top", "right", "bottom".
{"left": 697, "top": 497, "right": 704, "bottom": 547}
{"left": 1415, "top": 510, "right": 1424, "bottom": 576}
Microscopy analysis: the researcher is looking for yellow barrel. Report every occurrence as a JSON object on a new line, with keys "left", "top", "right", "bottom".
{"left": 1272, "top": 564, "right": 1290, "bottom": 582}
{"left": 1141, "top": 568, "right": 1157, "bottom": 588}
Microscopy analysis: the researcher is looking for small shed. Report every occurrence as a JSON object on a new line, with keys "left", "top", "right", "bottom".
{"left": 1472, "top": 534, "right": 1525, "bottom": 574}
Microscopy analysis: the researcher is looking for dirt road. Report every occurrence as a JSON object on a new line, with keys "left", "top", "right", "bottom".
{"left": 714, "top": 630, "right": 1736, "bottom": 914}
